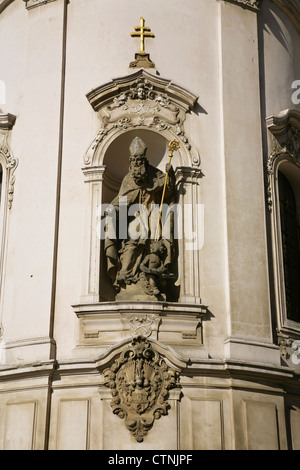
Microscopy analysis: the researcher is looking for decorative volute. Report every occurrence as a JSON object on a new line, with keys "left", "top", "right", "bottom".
{"left": 84, "top": 69, "right": 199, "bottom": 168}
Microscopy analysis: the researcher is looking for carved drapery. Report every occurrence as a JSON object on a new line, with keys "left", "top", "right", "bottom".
{"left": 266, "top": 109, "right": 300, "bottom": 363}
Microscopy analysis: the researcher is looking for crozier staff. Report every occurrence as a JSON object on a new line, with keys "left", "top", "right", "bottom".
{"left": 104, "top": 136, "right": 176, "bottom": 291}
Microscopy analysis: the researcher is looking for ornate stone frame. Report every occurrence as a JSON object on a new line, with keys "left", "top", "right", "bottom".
{"left": 80, "top": 69, "right": 202, "bottom": 306}
{"left": 0, "top": 113, "right": 17, "bottom": 339}
{"left": 266, "top": 109, "right": 300, "bottom": 358}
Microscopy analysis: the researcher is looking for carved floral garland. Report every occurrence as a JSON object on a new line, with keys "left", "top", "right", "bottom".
{"left": 85, "top": 78, "right": 191, "bottom": 166}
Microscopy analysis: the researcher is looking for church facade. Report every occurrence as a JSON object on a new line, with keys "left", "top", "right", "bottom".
{"left": 0, "top": 0, "right": 300, "bottom": 450}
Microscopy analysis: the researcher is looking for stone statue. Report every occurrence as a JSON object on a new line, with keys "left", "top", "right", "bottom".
{"left": 104, "top": 136, "right": 176, "bottom": 301}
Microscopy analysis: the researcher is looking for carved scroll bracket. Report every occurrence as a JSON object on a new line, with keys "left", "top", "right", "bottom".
{"left": 0, "top": 113, "right": 18, "bottom": 209}
{"left": 265, "top": 110, "right": 300, "bottom": 211}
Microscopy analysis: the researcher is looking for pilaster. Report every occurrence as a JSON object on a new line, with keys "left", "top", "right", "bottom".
{"left": 0, "top": 0, "right": 67, "bottom": 365}
{"left": 218, "top": 1, "right": 278, "bottom": 363}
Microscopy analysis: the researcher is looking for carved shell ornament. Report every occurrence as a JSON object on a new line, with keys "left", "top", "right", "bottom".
{"left": 87, "top": 77, "right": 192, "bottom": 158}
{"left": 103, "top": 336, "right": 177, "bottom": 442}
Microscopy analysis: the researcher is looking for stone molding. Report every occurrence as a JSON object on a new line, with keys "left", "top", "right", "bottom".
{"left": 266, "top": 109, "right": 300, "bottom": 358}
{"left": 73, "top": 301, "right": 208, "bottom": 362}
{"left": 0, "top": 114, "right": 18, "bottom": 210}
{"left": 223, "top": 0, "right": 263, "bottom": 11}
{"left": 22, "top": 0, "right": 57, "bottom": 10}
{"left": 266, "top": 109, "right": 300, "bottom": 211}
{"left": 84, "top": 69, "right": 198, "bottom": 168}
{"left": 1, "top": 336, "right": 56, "bottom": 363}
{"left": 0, "top": 113, "right": 16, "bottom": 130}
{"left": 0, "top": 113, "right": 17, "bottom": 344}
{"left": 0, "top": 354, "right": 296, "bottom": 384}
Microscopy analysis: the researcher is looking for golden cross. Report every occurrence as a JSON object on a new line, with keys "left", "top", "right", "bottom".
{"left": 130, "top": 17, "right": 154, "bottom": 54}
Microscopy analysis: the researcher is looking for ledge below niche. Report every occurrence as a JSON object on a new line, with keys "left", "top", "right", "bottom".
{"left": 72, "top": 301, "right": 209, "bottom": 361}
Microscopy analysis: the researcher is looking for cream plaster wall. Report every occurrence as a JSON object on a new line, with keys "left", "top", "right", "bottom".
{"left": 219, "top": 2, "right": 273, "bottom": 357}
{"left": 53, "top": 0, "right": 228, "bottom": 360}
{"left": 0, "top": 0, "right": 300, "bottom": 451}
{"left": 0, "top": 0, "right": 66, "bottom": 361}
{"left": 259, "top": 0, "right": 300, "bottom": 119}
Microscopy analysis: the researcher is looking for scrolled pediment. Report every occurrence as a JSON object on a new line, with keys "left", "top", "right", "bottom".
{"left": 85, "top": 70, "right": 199, "bottom": 167}
{"left": 266, "top": 109, "right": 300, "bottom": 168}
{"left": 265, "top": 109, "right": 300, "bottom": 210}
{"left": 86, "top": 69, "right": 198, "bottom": 113}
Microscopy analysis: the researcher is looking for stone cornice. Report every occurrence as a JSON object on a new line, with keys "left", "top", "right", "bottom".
{"left": 23, "top": 0, "right": 57, "bottom": 10}
{"left": 223, "top": 0, "right": 263, "bottom": 11}
{"left": 266, "top": 108, "right": 300, "bottom": 137}
{"left": 0, "top": 113, "right": 16, "bottom": 130}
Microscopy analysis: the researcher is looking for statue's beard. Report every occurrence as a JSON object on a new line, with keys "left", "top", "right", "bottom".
{"left": 131, "top": 163, "right": 147, "bottom": 185}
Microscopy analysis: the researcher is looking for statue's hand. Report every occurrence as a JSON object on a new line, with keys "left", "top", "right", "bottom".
{"left": 165, "top": 163, "right": 172, "bottom": 173}
{"left": 105, "top": 206, "right": 116, "bottom": 218}
{"left": 157, "top": 265, "right": 167, "bottom": 273}
{"left": 140, "top": 265, "right": 150, "bottom": 273}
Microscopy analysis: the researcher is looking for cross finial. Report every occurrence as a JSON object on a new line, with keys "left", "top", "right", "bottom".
{"left": 130, "top": 17, "right": 154, "bottom": 54}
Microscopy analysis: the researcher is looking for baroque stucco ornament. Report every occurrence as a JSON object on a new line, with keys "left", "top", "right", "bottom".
{"left": 84, "top": 70, "right": 199, "bottom": 167}
{"left": 266, "top": 110, "right": 300, "bottom": 211}
{"left": 103, "top": 336, "right": 177, "bottom": 442}
{"left": 0, "top": 145, "right": 18, "bottom": 209}
{"left": 225, "top": 0, "right": 263, "bottom": 10}
{"left": 0, "top": 114, "right": 18, "bottom": 209}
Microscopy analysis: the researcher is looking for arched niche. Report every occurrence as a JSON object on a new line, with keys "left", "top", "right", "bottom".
{"left": 80, "top": 70, "right": 203, "bottom": 305}
{"left": 102, "top": 128, "right": 183, "bottom": 205}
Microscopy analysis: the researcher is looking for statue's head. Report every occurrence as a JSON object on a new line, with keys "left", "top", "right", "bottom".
{"left": 150, "top": 240, "right": 166, "bottom": 256}
{"left": 129, "top": 137, "right": 148, "bottom": 185}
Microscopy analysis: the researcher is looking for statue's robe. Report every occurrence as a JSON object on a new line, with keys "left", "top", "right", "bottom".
{"left": 104, "top": 164, "right": 175, "bottom": 288}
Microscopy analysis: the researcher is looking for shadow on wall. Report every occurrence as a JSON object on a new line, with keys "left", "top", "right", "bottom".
{"left": 260, "top": 1, "right": 293, "bottom": 54}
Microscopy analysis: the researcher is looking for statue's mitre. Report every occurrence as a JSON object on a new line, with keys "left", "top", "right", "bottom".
{"left": 129, "top": 137, "right": 147, "bottom": 155}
